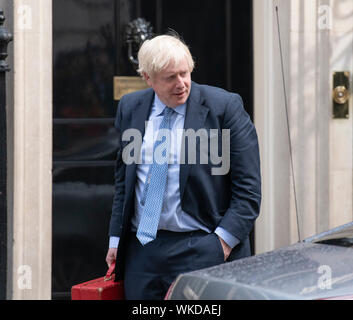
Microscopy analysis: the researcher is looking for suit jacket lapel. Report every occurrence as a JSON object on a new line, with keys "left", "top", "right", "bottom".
{"left": 179, "top": 82, "right": 209, "bottom": 201}
{"left": 125, "top": 88, "right": 154, "bottom": 205}
{"left": 130, "top": 88, "right": 155, "bottom": 135}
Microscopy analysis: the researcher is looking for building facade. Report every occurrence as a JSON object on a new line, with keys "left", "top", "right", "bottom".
{"left": 0, "top": 0, "right": 352, "bottom": 299}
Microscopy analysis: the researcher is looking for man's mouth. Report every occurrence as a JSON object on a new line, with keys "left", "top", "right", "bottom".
{"left": 175, "top": 91, "right": 186, "bottom": 97}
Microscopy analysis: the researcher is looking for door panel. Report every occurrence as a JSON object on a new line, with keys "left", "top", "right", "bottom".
{"left": 52, "top": 0, "right": 117, "bottom": 299}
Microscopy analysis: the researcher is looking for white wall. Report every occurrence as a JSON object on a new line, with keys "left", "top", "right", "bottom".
{"left": 254, "top": 0, "right": 353, "bottom": 254}
{"left": 329, "top": 0, "right": 353, "bottom": 228}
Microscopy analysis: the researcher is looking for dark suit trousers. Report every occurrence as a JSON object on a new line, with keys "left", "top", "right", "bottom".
{"left": 123, "top": 230, "right": 250, "bottom": 300}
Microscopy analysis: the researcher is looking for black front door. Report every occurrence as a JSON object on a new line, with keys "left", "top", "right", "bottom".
{"left": 52, "top": 0, "right": 253, "bottom": 299}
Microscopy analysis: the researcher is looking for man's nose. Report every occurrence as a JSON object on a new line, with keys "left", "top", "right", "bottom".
{"left": 175, "top": 75, "right": 184, "bottom": 88}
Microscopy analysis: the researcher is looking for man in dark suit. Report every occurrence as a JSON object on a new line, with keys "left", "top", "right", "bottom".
{"left": 106, "top": 34, "right": 261, "bottom": 300}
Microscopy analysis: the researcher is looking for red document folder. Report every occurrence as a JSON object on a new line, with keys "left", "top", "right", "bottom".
{"left": 71, "top": 262, "right": 124, "bottom": 300}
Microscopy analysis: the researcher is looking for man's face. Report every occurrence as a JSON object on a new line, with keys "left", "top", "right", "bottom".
{"left": 144, "top": 58, "right": 191, "bottom": 108}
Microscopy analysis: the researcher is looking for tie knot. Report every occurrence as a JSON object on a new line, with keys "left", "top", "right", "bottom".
{"left": 164, "top": 107, "right": 174, "bottom": 117}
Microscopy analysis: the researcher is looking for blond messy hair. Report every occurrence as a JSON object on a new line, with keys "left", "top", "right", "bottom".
{"left": 137, "top": 34, "right": 195, "bottom": 77}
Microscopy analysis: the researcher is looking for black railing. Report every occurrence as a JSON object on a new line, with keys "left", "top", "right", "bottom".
{"left": 0, "top": 9, "right": 12, "bottom": 300}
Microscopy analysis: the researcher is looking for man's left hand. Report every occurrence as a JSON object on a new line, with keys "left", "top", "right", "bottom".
{"left": 217, "top": 236, "right": 232, "bottom": 261}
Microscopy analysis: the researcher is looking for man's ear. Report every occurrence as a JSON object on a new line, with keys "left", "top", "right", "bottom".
{"left": 143, "top": 72, "right": 152, "bottom": 86}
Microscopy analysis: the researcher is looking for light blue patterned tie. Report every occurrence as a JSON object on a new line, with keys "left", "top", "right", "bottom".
{"left": 136, "top": 107, "right": 174, "bottom": 245}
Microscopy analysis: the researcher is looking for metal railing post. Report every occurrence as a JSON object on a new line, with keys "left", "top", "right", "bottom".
{"left": 0, "top": 9, "right": 13, "bottom": 300}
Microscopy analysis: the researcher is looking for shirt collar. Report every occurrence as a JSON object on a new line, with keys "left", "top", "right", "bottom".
{"left": 154, "top": 93, "right": 186, "bottom": 116}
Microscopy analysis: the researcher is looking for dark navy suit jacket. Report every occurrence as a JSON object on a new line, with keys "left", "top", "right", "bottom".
{"left": 109, "top": 81, "right": 261, "bottom": 279}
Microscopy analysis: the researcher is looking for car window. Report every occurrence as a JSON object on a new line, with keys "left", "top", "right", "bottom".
{"left": 316, "top": 237, "right": 353, "bottom": 247}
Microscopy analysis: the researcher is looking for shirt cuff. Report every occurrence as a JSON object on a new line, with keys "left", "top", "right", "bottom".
{"left": 214, "top": 227, "right": 240, "bottom": 249}
{"left": 109, "top": 236, "right": 120, "bottom": 248}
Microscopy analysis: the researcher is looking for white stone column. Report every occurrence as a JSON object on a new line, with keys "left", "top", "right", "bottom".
{"left": 12, "top": 0, "right": 52, "bottom": 299}
{"left": 253, "top": 0, "right": 293, "bottom": 253}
